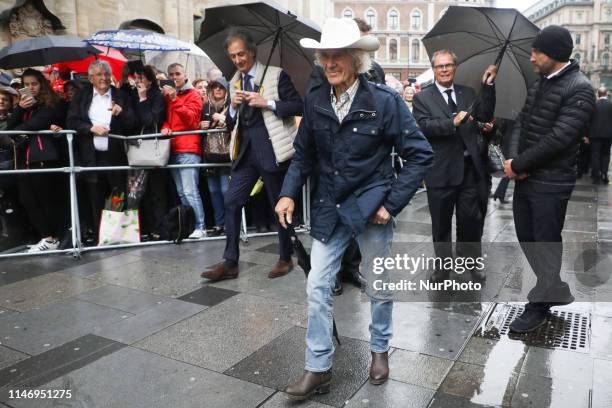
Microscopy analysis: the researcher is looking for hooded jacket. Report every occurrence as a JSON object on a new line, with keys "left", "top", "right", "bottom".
{"left": 161, "top": 82, "right": 203, "bottom": 155}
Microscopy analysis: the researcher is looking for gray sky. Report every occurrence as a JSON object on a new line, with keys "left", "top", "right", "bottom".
{"left": 495, "top": 0, "right": 539, "bottom": 12}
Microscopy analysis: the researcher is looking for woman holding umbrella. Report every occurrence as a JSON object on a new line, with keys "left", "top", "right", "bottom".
{"left": 7, "top": 69, "right": 67, "bottom": 252}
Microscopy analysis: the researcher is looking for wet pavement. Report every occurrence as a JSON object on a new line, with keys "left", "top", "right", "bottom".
{"left": 0, "top": 177, "right": 611, "bottom": 407}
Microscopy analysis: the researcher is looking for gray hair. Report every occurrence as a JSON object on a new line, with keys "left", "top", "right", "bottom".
{"left": 597, "top": 86, "right": 608, "bottom": 97}
{"left": 207, "top": 67, "right": 223, "bottom": 82}
{"left": 88, "top": 60, "right": 112, "bottom": 76}
{"left": 314, "top": 49, "right": 373, "bottom": 76}
{"left": 430, "top": 50, "right": 458, "bottom": 67}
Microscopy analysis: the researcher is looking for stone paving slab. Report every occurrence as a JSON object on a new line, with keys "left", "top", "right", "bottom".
{"left": 344, "top": 379, "right": 435, "bottom": 408}
{"left": 0, "top": 256, "right": 76, "bottom": 286}
{"left": 259, "top": 392, "right": 335, "bottom": 407}
{"left": 592, "top": 358, "right": 612, "bottom": 408}
{"left": 94, "top": 299, "right": 206, "bottom": 345}
{"left": 428, "top": 392, "right": 500, "bottom": 408}
{"left": 225, "top": 326, "right": 371, "bottom": 408}
{"left": 520, "top": 347, "right": 593, "bottom": 386}
{"left": 0, "top": 272, "right": 104, "bottom": 312}
{"left": 75, "top": 285, "right": 168, "bottom": 314}
{"left": 0, "top": 299, "right": 129, "bottom": 355}
{"left": 0, "top": 347, "right": 27, "bottom": 371}
{"left": 510, "top": 373, "right": 590, "bottom": 408}
{"left": 59, "top": 253, "right": 142, "bottom": 278}
{"left": 6, "top": 346, "right": 274, "bottom": 408}
{"left": 387, "top": 349, "right": 453, "bottom": 390}
{"left": 135, "top": 294, "right": 306, "bottom": 372}
{"left": 178, "top": 285, "right": 239, "bottom": 307}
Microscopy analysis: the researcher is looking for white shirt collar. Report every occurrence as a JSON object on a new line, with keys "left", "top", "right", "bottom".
{"left": 435, "top": 81, "right": 455, "bottom": 94}
{"left": 93, "top": 87, "right": 111, "bottom": 98}
{"left": 546, "top": 61, "right": 571, "bottom": 80}
{"left": 243, "top": 63, "right": 257, "bottom": 80}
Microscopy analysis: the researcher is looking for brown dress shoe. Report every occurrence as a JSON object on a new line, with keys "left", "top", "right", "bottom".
{"left": 268, "top": 260, "right": 294, "bottom": 279}
{"left": 200, "top": 262, "right": 239, "bottom": 281}
{"left": 369, "top": 351, "right": 389, "bottom": 385}
{"left": 285, "top": 369, "right": 332, "bottom": 400}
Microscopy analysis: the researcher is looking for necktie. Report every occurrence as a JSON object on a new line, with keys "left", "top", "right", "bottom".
{"left": 243, "top": 74, "right": 253, "bottom": 92}
{"left": 445, "top": 89, "right": 457, "bottom": 114}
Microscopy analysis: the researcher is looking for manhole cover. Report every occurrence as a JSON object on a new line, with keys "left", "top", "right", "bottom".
{"left": 474, "top": 304, "right": 591, "bottom": 353}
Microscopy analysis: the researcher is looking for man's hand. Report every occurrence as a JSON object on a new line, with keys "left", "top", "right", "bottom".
{"left": 18, "top": 95, "right": 35, "bottom": 109}
{"left": 161, "top": 128, "right": 172, "bottom": 136}
{"left": 162, "top": 85, "right": 177, "bottom": 101}
{"left": 370, "top": 206, "right": 391, "bottom": 225}
{"left": 503, "top": 159, "right": 529, "bottom": 180}
{"left": 275, "top": 197, "right": 295, "bottom": 229}
{"left": 50, "top": 124, "right": 62, "bottom": 133}
{"left": 245, "top": 92, "right": 268, "bottom": 108}
{"left": 231, "top": 90, "right": 246, "bottom": 109}
{"left": 109, "top": 102, "right": 122, "bottom": 116}
{"left": 583, "top": 136, "right": 590, "bottom": 145}
{"left": 453, "top": 111, "right": 471, "bottom": 126}
{"left": 90, "top": 125, "right": 109, "bottom": 136}
{"left": 212, "top": 112, "right": 225, "bottom": 125}
{"left": 199, "top": 121, "right": 211, "bottom": 130}
{"left": 482, "top": 65, "right": 497, "bottom": 85}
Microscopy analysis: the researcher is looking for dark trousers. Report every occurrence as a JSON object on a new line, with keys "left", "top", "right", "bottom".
{"left": 427, "top": 158, "right": 483, "bottom": 263}
{"left": 578, "top": 141, "right": 590, "bottom": 176}
{"left": 86, "top": 151, "right": 126, "bottom": 232}
{"left": 590, "top": 138, "right": 612, "bottom": 180}
{"left": 17, "top": 161, "right": 68, "bottom": 238}
{"left": 513, "top": 180, "right": 574, "bottom": 303}
{"left": 494, "top": 177, "right": 511, "bottom": 201}
{"left": 223, "top": 147, "right": 292, "bottom": 263}
{"left": 141, "top": 169, "right": 168, "bottom": 235}
{"left": 340, "top": 238, "right": 362, "bottom": 277}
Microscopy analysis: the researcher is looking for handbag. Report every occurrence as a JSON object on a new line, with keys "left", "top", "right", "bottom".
{"left": 98, "top": 209, "right": 140, "bottom": 246}
{"left": 126, "top": 126, "right": 170, "bottom": 167}
{"left": 204, "top": 130, "right": 231, "bottom": 163}
{"left": 487, "top": 143, "right": 505, "bottom": 175}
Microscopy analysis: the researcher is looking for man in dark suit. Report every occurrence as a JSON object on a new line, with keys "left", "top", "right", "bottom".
{"left": 412, "top": 49, "right": 496, "bottom": 282}
{"left": 200, "top": 29, "right": 303, "bottom": 281}
{"left": 589, "top": 87, "right": 612, "bottom": 184}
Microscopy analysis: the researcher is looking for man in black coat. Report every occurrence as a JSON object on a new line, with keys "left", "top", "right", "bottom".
{"left": 589, "top": 87, "right": 612, "bottom": 184}
{"left": 412, "top": 49, "right": 497, "bottom": 283}
{"left": 66, "top": 60, "right": 137, "bottom": 233}
{"left": 505, "top": 26, "right": 596, "bottom": 332}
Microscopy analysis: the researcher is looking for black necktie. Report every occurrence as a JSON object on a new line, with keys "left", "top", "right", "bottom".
{"left": 243, "top": 74, "right": 253, "bottom": 92}
{"left": 445, "top": 89, "right": 457, "bottom": 114}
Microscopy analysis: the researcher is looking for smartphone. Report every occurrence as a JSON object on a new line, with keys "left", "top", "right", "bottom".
{"left": 18, "top": 87, "right": 36, "bottom": 103}
{"left": 160, "top": 79, "right": 175, "bottom": 89}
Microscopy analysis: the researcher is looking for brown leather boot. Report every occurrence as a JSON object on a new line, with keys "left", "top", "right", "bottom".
{"left": 369, "top": 351, "right": 389, "bottom": 385}
{"left": 200, "top": 262, "right": 239, "bottom": 281}
{"left": 285, "top": 369, "right": 332, "bottom": 400}
{"left": 268, "top": 260, "right": 294, "bottom": 279}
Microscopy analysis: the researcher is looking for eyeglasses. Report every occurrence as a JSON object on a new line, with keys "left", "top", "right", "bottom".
{"left": 433, "top": 63, "right": 456, "bottom": 71}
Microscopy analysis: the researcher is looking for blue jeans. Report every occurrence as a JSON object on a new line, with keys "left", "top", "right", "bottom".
{"left": 305, "top": 221, "right": 394, "bottom": 372}
{"left": 207, "top": 169, "right": 230, "bottom": 227}
{"left": 170, "top": 153, "right": 205, "bottom": 230}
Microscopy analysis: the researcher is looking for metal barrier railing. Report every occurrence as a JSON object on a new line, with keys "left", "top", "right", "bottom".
{"left": 0, "top": 129, "right": 310, "bottom": 259}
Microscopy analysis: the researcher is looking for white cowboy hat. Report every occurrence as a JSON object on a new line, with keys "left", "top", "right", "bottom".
{"left": 300, "top": 18, "right": 380, "bottom": 52}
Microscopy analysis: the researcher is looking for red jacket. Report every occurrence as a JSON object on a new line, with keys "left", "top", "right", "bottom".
{"left": 162, "top": 87, "right": 203, "bottom": 155}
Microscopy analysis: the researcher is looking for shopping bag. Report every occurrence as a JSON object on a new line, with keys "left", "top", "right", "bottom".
{"left": 98, "top": 209, "right": 140, "bottom": 246}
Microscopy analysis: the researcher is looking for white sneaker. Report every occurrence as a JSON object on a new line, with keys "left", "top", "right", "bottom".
{"left": 188, "top": 229, "right": 207, "bottom": 239}
{"left": 28, "top": 238, "right": 60, "bottom": 253}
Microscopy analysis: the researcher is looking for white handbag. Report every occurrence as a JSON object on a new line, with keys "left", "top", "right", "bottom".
{"left": 127, "top": 137, "right": 170, "bottom": 167}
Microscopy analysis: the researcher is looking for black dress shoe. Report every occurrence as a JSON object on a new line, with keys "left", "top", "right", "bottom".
{"left": 340, "top": 269, "right": 363, "bottom": 288}
{"left": 285, "top": 370, "right": 332, "bottom": 400}
{"left": 429, "top": 268, "right": 449, "bottom": 283}
{"left": 332, "top": 276, "right": 343, "bottom": 296}
{"left": 509, "top": 303, "right": 550, "bottom": 333}
{"left": 603, "top": 176, "right": 609, "bottom": 184}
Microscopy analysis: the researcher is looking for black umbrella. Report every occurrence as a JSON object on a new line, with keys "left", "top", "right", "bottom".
{"left": 287, "top": 224, "right": 341, "bottom": 345}
{"left": 0, "top": 35, "right": 101, "bottom": 69}
{"left": 197, "top": 0, "right": 321, "bottom": 96}
{"left": 422, "top": 7, "right": 540, "bottom": 119}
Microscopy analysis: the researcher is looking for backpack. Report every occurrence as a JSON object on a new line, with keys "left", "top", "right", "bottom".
{"left": 161, "top": 205, "right": 195, "bottom": 244}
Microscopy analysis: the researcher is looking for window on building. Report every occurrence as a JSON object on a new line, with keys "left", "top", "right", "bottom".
{"left": 576, "top": 11, "right": 583, "bottom": 21}
{"left": 411, "top": 10, "right": 421, "bottom": 29}
{"left": 342, "top": 8, "right": 353, "bottom": 18}
{"left": 605, "top": 33, "right": 610, "bottom": 45}
{"left": 576, "top": 34, "right": 581, "bottom": 45}
{"left": 575, "top": 53, "right": 581, "bottom": 63}
{"left": 365, "top": 8, "right": 376, "bottom": 28}
{"left": 388, "top": 9, "right": 399, "bottom": 30}
{"left": 604, "top": 53, "right": 610, "bottom": 67}
{"left": 389, "top": 39, "right": 398, "bottom": 61}
{"left": 412, "top": 39, "right": 420, "bottom": 62}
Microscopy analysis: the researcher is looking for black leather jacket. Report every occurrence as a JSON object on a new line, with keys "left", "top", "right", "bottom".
{"left": 508, "top": 60, "right": 595, "bottom": 183}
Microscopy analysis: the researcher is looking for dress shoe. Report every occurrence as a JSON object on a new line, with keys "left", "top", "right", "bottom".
{"left": 285, "top": 369, "right": 332, "bottom": 400}
{"left": 429, "top": 268, "right": 449, "bottom": 283}
{"left": 470, "top": 268, "right": 486, "bottom": 282}
{"left": 200, "top": 262, "right": 239, "bottom": 281}
{"left": 332, "top": 276, "right": 343, "bottom": 296}
{"left": 603, "top": 176, "right": 609, "bottom": 184}
{"left": 509, "top": 303, "right": 550, "bottom": 333}
{"left": 369, "top": 351, "right": 389, "bottom": 385}
{"left": 268, "top": 260, "right": 294, "bottom": 279}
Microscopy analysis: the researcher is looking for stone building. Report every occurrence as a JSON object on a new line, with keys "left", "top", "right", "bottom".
{"left": 524, "top": 0, "right": 612, "bottom": 88}
{"left": 0, "top": 0, "right": 329, "bottom": 77}
{"left": 332, "top": 0, "right": 494, "bottom": 80}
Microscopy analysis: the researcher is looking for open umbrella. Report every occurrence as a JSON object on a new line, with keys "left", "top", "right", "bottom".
{"left": 86, "top": 29, "right": 191, "bottom": 52}
{"left": 422, "top": 7, "right": 540, "bottom": 119}
{"left": 287, "top": 224, "right": 341, "bottom": 345}
{"left": 54, "top": 45, "right": 127, "bottom": 83}
{"left": 0, "top": 35, "right": 101, "bottom": 69}
{"left": 197, "top": 0, "right": 321, "bottom": 96}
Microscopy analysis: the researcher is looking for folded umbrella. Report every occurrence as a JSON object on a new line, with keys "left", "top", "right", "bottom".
{"left": 422, "top": 6, "right": 540, "bottom": 119}
{"left": 86, "top": 29, "right": 191, "bottom": 52}
{"left": 0, "top": 35, "right": 101, "bottom": 69}
{"left": 197, "top": 0, "right": 321, "bottom": 96}
{"left": 287, "top": 224, "right": 340, "bottom": 345}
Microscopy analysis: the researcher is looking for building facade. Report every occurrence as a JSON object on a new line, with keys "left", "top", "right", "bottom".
{"left": 524, "top": 0, "right": 612, "bottom": 88}
{"left": 332, "top": 0, "right": 494, "bottom": 81}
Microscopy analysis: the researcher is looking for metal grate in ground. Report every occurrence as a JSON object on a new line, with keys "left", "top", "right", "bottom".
{"left": 474, "top": 303, "right": 591, "bottom": 353}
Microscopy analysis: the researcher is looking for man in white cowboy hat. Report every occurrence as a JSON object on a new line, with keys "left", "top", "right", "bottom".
{"left": 276, "top": 18, "right": 434, "bottom": 399}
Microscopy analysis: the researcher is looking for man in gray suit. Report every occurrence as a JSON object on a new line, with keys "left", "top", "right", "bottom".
{"left": 589, "top": 87, "right": 612, "bottom": 184}
{"left": 412, "top": 50, "right": 496, "bottom": 283}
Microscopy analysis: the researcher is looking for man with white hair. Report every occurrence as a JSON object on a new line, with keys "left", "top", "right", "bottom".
{"left": 67, "top": 60, "right": 137, "bottom": 235}
{"left": 276, "top": 18, "right": 433, "bottom": 399}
